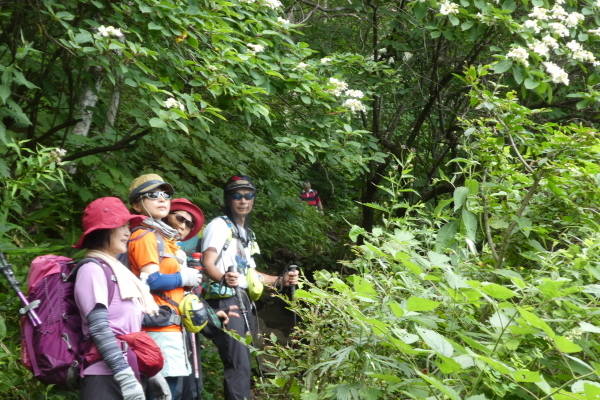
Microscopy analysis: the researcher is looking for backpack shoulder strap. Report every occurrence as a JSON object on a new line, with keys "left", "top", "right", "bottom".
{"left": 130, "top": 226, "right": 177, "bottom": 263}
{"left": 76, "top": 258, "right": 117, "bottom": 303}
{"left": 151, "top": 290, "right": 180, "bottom": 308}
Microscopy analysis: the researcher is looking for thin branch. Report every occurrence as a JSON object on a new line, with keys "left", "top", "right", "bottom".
{"left": 494, "top": 169, "right": 545, "bottom": 270}
{"left": 507, "top": 132, "right": 534, "bottom": 174}
{"left": 481, "top": 171, "right": 499, "bottom": 261}
{"left": 62, "top": 128, "right": 151, "bottom": 162}
{"left": 36, "top": 119, "right": 82, "bottom": 144}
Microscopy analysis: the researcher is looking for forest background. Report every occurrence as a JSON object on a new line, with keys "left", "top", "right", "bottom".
{"left": 3, "top": 0, "right": 600, "bottom": 399}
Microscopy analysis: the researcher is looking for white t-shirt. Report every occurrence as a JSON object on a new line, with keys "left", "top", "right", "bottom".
{"left": 201, "top": 217, "right": 257, "bottom": 289}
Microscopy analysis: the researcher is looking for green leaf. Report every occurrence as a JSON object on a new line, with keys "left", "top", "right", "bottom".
{"left": 284, "top": 152, "right": 295, "bottom": 163}
{"left": 388, "top": 302, "right": 404, "bottom": 318}
{"left": 349, "top": 225, "right": 367, "bottom": 242}
{"left": 461, "top": 21, "right": 474, "bottom": 30}
{"left": 461, "top": 209, "right": 477, "bottom": 242}
{"left": 300, "top": 95, "right": 311, "bottom": 104}
{"left": 75, "top": 30, "right": 93, "bottom": 44}
{"left": 416, "top": 327, "right": 453, "bottom": 357}
{"left": 493, "top": 59, "right": 513, "bottom": 74}
{"left": 414, "top": 371, "right": 461, "bottom": 400}
{"left": 554, "top": 336, "right": 583, "bottom": 353}
{"left": 370, "top": 374, "right": 402, "bottom": 383}
{"left": 435, "top": 355, "right": 462, "bottom": 374}
{"left": 149, "top": 118, "right": 167, "bottom": 128}
{"left": 436, "top": 220, "right": 458, "bottom": 252}
{"left": 517, "top": 307, "right": 555, "bottom": 337}
{"left": 453, "top": 186, "right": 469, "bottom": 211}
{"left": 480, "top": 284, "right": 516, "bottom": 299}
{"left": 512, "top": 369, "right": 541, "bottom": 382}
{"left": 406, "top": 297, "right": 440, "bottom": 312}
{"left": 524, "top": 78, "right": 539, "bottom": 89}
{"left": 0, "top": 315, "right": 6, "bottom": 341}
{"left": 0, "top": 84, "right": 10, "bottom": 104}
{"left": 479, "top": 356, "right": 513, "bottom": 374}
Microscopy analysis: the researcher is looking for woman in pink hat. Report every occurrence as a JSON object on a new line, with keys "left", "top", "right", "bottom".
{"left": 73, "top": 197, "right": 168, "bottom": 400}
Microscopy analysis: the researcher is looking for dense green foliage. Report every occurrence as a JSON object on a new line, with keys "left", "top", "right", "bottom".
{"left": 3, "top": 0, "right": 600, "bottom": 398}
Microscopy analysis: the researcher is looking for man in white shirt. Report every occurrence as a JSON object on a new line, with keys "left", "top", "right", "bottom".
{"left": 201, "top": 175, "right": 299, "bottom": 400}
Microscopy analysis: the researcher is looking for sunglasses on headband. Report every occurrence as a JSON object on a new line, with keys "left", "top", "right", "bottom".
{"left": 140, "top": 191, "right": 172, "bottom": 200}
{"left": 230, "top": 193, "right": 255, "bottom": 201}
{"left": 172, "top": 213, "right": 194, "bottom": 230}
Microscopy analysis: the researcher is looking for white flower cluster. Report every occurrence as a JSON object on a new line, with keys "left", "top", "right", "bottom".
{"left": 321, "top": 57, "right": 331, "bottom": 63}
{"left": 403, "top": 52, "right": 413, "bottom": 62}
{"left": 506, "top": 46, "right": 529, "bottom": 66}
{"left": 524, "top": 20, "right": 541, "bottom": 33}
{"left": 565, "top": 327, "right": 583, "bottom": 340}
{"left": 528, "top": 7, "right": 549, "bottom": 21}
{"left": 528, "top": 40, "right": 550, "bottom": 58}
{"left": 49, "top": 148, "right": 67, "bottom": 163}
{"left": 165, "top": 97, "right": 185, "bottom": 111}
{"left": 543, "top": 62, "right": 569, "bottom": 85}
{"left": 327, "top": 78, "right": 348, "bottom": 96}
{"left": 240, "top": 0, "right": 256, "bottom": 3}
{"left": 439, "top": 0, "right": 459, "bottom": 15}
{"left": 98, "top": 26, "right": 124, "bottom": 38}
{"left": 247, "top": 43, "right": 265, "bottom": 54}
{"left": 548, "top": 22, "right": 569, "bottom": 37}
{"left": 293, "top": 62, "right": 308, "bottom": 70}
{"left": 343, "top": 98, "right": 366, "bottom": 113}
{"left": 589, "top": 28, "right": 600, "bottom": 36}
{"left": 566, "top": 40, "right": 596, "bottom": 63}
{"left": 523, "top": 5, "right": 584, "bottom": 36}
{"left": 264, "top": 0, "right": 282, "bottom": 9}
{"left": 345, "top": 89, "right": 364, "bottom": 98}
{"left": 277, "top": 17, "right": 290, "bottom": 24}
{"left": 542, "top": 35, "right": 559, "bottom": 50}
{"left": 564, "top": 12, "right": 584, "bottom": 28}
{"left": 550, "top": 5, "right": 568, "bottom": 20}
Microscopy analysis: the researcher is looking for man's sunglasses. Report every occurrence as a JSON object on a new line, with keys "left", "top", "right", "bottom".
{"left": 172, "top": 213, "right": 194, "bottom": 230}
{"left": 230, "top": 193, "right": 255, "bottom": 201}
{"left": 140, "top": 191, "right": 172, "bottom": 200}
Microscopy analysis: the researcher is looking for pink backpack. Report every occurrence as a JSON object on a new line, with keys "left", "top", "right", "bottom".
{"left": 21, "top": 255, "right": 115, "bottom": 389}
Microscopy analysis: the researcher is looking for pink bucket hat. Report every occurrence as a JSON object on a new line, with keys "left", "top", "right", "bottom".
{"left": 169, "top": 198, "right": 204, "bottom": 241}
{"left": 74, "top": 197, "right": 144, "bottom": 249}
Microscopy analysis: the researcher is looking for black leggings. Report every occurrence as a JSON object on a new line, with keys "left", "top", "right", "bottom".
{"left": 207, "top": 294, "right": 253, "bottom": 400}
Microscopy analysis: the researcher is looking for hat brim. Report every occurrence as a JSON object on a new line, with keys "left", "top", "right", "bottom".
{"left": 170, "top": 202, "right": 204, "bottom": 241}
{"left": 225, "top": 184, "right": 256, "bottom": 192}
{"left": 129, "top": 182, "right": 174, "bottom": 203}
{"left": 73, "top": 214, "right": 146, "bottom": 249}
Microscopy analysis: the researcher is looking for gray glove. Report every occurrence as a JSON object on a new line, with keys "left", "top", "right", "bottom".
{"left": 148, "top": 374, "right": 172, "bottom": 400}
{"left": 181, "top": 268, "right": 200, "bottom": 287}
{"left": 114, "top": 367, "right": 144, "bottom": 400}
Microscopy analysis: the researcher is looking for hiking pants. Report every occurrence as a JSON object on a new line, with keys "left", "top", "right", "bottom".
{"left": 207, "top": 294, "right": 253, "bottom": 400}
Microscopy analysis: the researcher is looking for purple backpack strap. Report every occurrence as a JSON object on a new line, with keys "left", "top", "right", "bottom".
{"left": 76, "top": 258, "right": 117, "bottom": 302}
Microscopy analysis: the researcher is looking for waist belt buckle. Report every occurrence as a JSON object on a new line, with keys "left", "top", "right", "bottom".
{"left": 172, "top": 314, "right": 182, "bottom": 326}
{"left": 119, "top": 340, "right": 129, "bottom": 353}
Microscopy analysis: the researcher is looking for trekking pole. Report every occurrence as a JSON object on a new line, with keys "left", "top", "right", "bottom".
{"left": 0, "top": 252, "right": 42, "bottom": 326}
{"left": 227, "top": 266, "right": 266, "bottom": 386}
{"left": 190, "top": 331, "right": 202, "bottom": 398}
{"left": 288, "top": 265, "right": 298, "bottom": 327}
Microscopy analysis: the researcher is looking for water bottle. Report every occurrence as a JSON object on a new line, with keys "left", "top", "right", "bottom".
{"left": 190, "top": 252, "right": 203, "bottom": 270}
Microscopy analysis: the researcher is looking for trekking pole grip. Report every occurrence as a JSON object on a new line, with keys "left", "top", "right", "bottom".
{"left": 288, "top": 265, "right": 298, "bottom": 296}
{"left": 0, "top": 252, "right": 42, "bottom": 326}
{"left": 227, "top": 266, "right": 246, "bottom": 312}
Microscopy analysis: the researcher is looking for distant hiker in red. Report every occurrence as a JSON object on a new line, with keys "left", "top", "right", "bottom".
{"left": 73, "top": 197, "right": 167, "bottom": 400}
{"left": 300, "top": 180, "right": 324, "bottom": 213}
